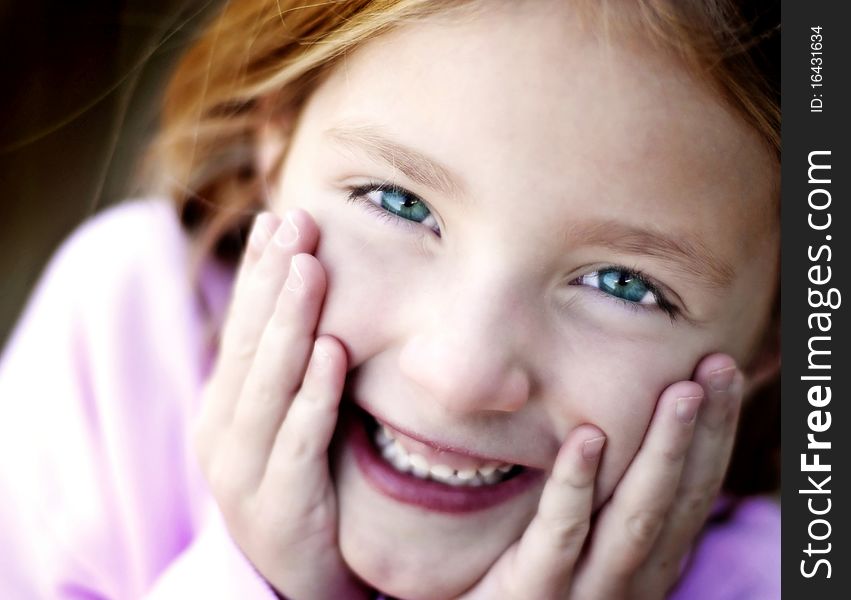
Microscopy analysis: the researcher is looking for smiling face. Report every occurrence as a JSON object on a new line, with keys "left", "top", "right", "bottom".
{"left": 265, "top": 1, "right": 778, "bottom": 597}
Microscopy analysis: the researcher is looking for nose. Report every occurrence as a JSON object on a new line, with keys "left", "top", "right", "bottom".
{"left": 397, "top": 286, "right": 533, "bottom": 414}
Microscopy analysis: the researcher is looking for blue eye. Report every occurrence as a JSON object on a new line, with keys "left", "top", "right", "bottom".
{"left": 347, "top": 182, "right": 440, "bottom": 234}
{"left": 575, "top": 267, "right": 678, "bottom": 317}
{"left": 379, "top": 188, "right": 431, "bottom": 222}
{"left": 594, "top": 268, "right": 655, "bottom": 304}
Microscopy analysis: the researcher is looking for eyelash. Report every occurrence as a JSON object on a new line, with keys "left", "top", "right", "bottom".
{"left": 345, "top": 181, "right": 679, "bottom": 320}
{"left": 571, "top": 266, "right": 680, "bottom": 320}
{"left": 345, "top": 181, "right": 441, "bottom": 236}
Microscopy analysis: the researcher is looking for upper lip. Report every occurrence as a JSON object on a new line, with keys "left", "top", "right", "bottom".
{"left": 352, "top": 397, "right": 549, "bottom": 470}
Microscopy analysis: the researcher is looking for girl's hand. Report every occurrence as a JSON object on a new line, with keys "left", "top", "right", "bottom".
{"left": 192, "top": 210, "right": 368, "bottom": 600}
{"left": 459, "top": 354, "right": 744, "bottom": 600}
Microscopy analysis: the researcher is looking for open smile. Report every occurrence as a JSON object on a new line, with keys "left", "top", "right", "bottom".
{"left": 346, "top": 405, "right": 543, "bottom": 513}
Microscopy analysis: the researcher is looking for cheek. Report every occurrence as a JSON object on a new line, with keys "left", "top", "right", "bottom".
{"left": 553, "top": 329, "right": 710, "bottom": 503}
{"left": 297, "top": 205, "right": 422, "bottom": 363}
{"left": 272, "top": 188, "right": 382, "bottom": 357}
{"left": 271, "top": 173, "right": 437, "bottom": 365}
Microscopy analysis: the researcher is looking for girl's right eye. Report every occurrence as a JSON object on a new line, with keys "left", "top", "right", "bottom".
{"left": 347, "top": 182, "right": 441, "bottom": 235}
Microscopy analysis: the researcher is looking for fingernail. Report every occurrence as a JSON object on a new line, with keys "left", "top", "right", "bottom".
{"left": 285, "top": 256, "right": 303, "bottom": 291}
{"left": 582, "top": 436, "right": 606, "bottom": 460}
{"left": 249, "top": 213, "right": 276, "bottom": 249}
{"left": 709, "top": 366, "right": 736, "bottom": 392}
{"left": 274, "top": 212, "right": 299, "bottom": 247}
{"left": 676, "top": 395, "right": 702, "bottom": 424}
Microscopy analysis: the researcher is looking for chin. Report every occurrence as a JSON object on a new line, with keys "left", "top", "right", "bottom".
{"left": 335, "top": 459, "right": 494, "bottom": 599}
{"left": 330, "top": 406, "right": 542, "bottom": 599}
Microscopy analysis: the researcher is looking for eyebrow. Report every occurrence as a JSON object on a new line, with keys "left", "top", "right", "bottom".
{"left": 325, "top": 123, "right": 735, "bottom": 290}
{"left": 325, "top": 123, "right": 464, "bottom": 197}
{"left": 563, "top": 220, "right": 736, "bottom": 290}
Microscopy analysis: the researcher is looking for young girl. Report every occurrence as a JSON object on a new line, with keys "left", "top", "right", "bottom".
{"left": 0, "top": 0, "right": 780, "bottom": 598}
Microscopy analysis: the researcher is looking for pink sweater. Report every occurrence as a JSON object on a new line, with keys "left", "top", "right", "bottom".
{"left": 0, "top": 199, "right": 780, "bottom": 599}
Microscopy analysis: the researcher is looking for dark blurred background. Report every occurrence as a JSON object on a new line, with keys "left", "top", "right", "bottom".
{"left": 0, "top": 1, "right": 217, "bottom": 346}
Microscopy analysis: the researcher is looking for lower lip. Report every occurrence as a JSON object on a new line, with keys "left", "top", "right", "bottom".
{"left": 347, "top": 410, "right": 542, "bottom": 514}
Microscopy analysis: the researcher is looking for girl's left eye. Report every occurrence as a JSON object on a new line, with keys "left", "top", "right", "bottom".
{"left": 347, "top": 183, "right": 440, "bottom": 235}
{"left": 574, "top": 267, "right": 678, "bottom": 317}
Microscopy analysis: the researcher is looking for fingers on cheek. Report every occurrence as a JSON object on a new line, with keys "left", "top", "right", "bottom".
{"left": 631, "top": 367, "right": 743, "bottom": 583}
{"left": 245, "top": 212, "right": 281, "bottom": 265}
{"left": 659, "top": 381, "right": 705, "bottom": 460}
{"left": 246, "top": 253, "right": 328, "bottom": 392}
{"left": 231, "top": 254, "right": 329, "bottom": 455}
{"left": 574, "top": 383, "right": 703, "bottom": 588}
{"left": 270, "top": 253, "right": 327, "bottom": 326}
{"left": 535, "top": 426, "right": 606, "bottom": 539}
{"left": 624, "top": 384, "right": 705, "bottom": 541}
{"left": 292, "top": 336, "right": 348, "bottom": 433}
{"left": 692, "top": 354, "right": 743, "bottom": 430}
{"left": 218, "top": 214, "right": 301, "bottom": 376}
{"left": 243, "top": 209, "right": 319, "bottom": 299}
{"left": 552, "top": 425, "right": 607, "bottom": 488}
{"left": 301, "top": 336, "right": 347, "bottom": 400}
{"left": 268, "top": 338, "right": 347, "bottom": 470}
{"left": 726, "top": 371, "right": 745, "bottom": 427}
{"left": 495, "top": 427, "right": 605, "bottom": 598}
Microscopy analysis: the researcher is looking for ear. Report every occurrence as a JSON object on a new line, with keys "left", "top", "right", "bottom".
{"left": 742, "top": 302, "right": 780, "bottom": 399}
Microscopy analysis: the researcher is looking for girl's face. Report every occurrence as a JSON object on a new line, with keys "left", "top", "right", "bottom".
{"left": 267, "top": 1, "right": 778, "bottom": 597}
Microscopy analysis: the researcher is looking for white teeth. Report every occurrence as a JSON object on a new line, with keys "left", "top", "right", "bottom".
{"left": 381, "top": 443, "right": 399, "bottom": 460}
{"left": 430, "top": 464, "right": 454, "bottom": 479}
{"left": 376, "top": 426, "right": 393, "bottom": 448}
{"left": 483, "top": 470, "right": 501, "bottom": 485}
{"left": 391, "top": 452, "right": 411, "bottom": 472}
{"left": 372, "top": 423, "right": 517, "bottom": 487}
{"left": 456, "top": 468, "right": 476, "bottom": 481}
{"left": 409, "top": 454, "right": 430, "bottom": 478}
{"left": 409, "top": 453, "right": 428, "bottom": 471}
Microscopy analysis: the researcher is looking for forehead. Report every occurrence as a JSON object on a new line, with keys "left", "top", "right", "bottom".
{"left": 298, "top": 0, "right": 777, "bottom": 244}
